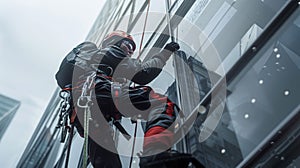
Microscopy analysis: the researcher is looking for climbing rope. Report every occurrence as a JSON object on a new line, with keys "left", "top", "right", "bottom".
{"left": 137, "top": 0, "right": 151, "bottom": 60}
{"left": 77, "top": 72, "right": 96, "bottom": 168}
{"left": 129, "top": 119, "right": 140, "bottom": 168}
{"left": 129, "top": 1, "right": 151, "bottom": 167}
{"left": 165, "top": 0, "right": 174, "bottom": 43}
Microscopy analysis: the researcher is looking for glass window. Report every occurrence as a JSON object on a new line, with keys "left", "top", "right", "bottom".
{"left": 176, "top": 0, "right": 289, "bottom": 77}
{"left": 87, "top": 0, "right": 122, "bottom": 43}
{"left": 113, "top": 0, "right": 133, "bottom": 31}
{"left": 184, "top": 6, "right": 300, "bottom": 168}
{"left": 226, "top": 11, "right": 300, "bottom": 158}
{"left": 129, "top": 14, "right": 166, "bottom": 59}
{"left": 149, "top": 0, "right": 166, "bottom": 13}
{"left": 133, "top": 0, "right": 147, "bottom": 14}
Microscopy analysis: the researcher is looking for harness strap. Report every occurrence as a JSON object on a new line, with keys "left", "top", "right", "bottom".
{"left": 111, "top": 82, "right": 132, "bottom": 140}
{"left": 113, "top": 120, "right": 131, "bottom": 140}
{"left": 111, "top": 82, "right": 121, "bottom": 116}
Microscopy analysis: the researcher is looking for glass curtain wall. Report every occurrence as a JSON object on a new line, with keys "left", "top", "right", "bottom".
{"left": 18, "top": 0, "right": 300, "bottom": 167}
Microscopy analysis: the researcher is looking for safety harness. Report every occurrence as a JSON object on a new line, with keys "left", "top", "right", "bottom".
{"left": 54, "top": 71, "right": 130, "bottom": 168}
{"left": 75, "top": 70, "right": 133, "bottom": 167}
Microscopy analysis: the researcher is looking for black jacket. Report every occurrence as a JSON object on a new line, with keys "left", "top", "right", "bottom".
{"left": 94, "top": 45, "right": 173, "bottom": 85}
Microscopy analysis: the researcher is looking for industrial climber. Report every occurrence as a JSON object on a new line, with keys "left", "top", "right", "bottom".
{"left": 84, "top": 30, "right": 180, "bottom": 168}
{"left": 56, "top": 30, "right": 203, "bottom": 168}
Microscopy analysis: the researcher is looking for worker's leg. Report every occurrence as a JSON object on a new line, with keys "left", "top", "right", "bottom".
{"left": 87, "top": 105, "right": 122, "bottom": 168}
{"left": 88, "top": 137, "right": 122, "bottom": 168}
{"left": 138, "top": 92, "right": 205, "bottom": 168}
{"left": 142, "top": 93, "right": 176, "bottom": 155}
{"left": 124, "top": 86, "right": 177, "bottom": 151}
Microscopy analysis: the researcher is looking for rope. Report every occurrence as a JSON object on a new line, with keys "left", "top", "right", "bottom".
{"left": 137, "top": 0, "right": 151, "bottom": 60}
{"left": 129, "top": 119, "right": 139, "bottom": 168}
{"left": 130, "top": 1, "right": 151, "bottom": 165}
{"left": 82, "top": 104, "right": 91, "bottom": 168}
{"left": 64, "top": 125, "right": 74, "bottom": 168}
{"left": 77, "top": 72, "right": 96, "bottom": 168}
{"left": 165, "top": 0, "right": 174, "bottom": 42}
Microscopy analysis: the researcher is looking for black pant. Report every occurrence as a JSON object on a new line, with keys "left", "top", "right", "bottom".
{"left": 88, "top": 137, "right": 122, "bottom": 168}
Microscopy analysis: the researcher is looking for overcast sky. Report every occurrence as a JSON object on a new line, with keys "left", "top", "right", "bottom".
{"left": 0, "top": 0, "right": 105, "bottom": 167}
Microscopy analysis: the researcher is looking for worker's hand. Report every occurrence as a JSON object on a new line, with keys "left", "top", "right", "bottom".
{"left": 164, "top": 42, "right": 180, "bottom": 52}
{"left": 155, "top": 42, "right": 180, "bottom": 62}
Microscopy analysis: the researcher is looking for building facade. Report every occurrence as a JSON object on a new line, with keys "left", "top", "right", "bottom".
{"left": 0, "top": 94, "right": 20, "bottom": 141}
{"left": 18, "top": 0, "right": 300, "bottom": 167}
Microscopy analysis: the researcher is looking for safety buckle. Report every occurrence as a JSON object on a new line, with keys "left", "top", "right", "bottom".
{"left": 111, "top": 82, "right": 122, "bottom": 98}
{"left": 77, "top": 96, "right": 93, "bottom": 108}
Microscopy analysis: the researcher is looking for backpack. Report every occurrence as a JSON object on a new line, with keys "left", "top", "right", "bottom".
{"left": 55, "top": 41, "right": 99, "bottom": 89}
{"left": 55, "top": 42, "right": 100, "bottom": 138}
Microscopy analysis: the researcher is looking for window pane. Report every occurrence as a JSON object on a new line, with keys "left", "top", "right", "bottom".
{"left": 184, "top": 7, "right": 300, "bottom": 168}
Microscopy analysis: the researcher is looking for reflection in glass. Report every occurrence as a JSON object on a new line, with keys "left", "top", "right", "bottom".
{"left": 176, "top": 3, "right": 300, "bottom": 168}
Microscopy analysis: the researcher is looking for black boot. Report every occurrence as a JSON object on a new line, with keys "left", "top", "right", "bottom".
{"left": 139, "top": 149, "right": 205, "bottom": 168}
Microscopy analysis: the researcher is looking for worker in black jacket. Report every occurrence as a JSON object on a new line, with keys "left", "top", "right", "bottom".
{"left": 72, "top": 30, "right": 180, "bottom": 168}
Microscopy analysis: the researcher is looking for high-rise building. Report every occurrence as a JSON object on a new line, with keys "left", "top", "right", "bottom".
{"left": 0, "top": 94, "right": 20, "bottom": 141}
{"left": 18, "top": 0, "right": 300, "bottom": 167}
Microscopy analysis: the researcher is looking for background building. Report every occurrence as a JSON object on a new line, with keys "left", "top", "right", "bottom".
{"left": 0, "top": 94, "right": 20, "bottom": 141}
{"left": 18, "top": 0, "right": 300, "bottom": 167}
